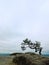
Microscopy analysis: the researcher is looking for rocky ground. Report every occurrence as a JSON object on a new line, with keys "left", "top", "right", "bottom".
{"left": 0, "top": 53, "right": 49, "bottom": 65}
{"left": 11, "top": 52, "right": 49, "bottom": 65}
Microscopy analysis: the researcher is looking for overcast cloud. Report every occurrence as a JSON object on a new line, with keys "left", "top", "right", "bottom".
{"left": 0, "top": 0, "right": 49, "bottom": 54}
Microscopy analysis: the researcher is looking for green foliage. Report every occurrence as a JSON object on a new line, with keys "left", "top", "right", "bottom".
{"left": 23, "top": 38, "right": 31, "bottom": 45}
{"left": 21, "top": 38, "right": 42, "bottom": 55}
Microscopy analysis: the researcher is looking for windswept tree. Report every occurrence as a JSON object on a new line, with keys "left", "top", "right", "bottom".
{"left": 21, "top": 38, "right": 42, "bottom": 55}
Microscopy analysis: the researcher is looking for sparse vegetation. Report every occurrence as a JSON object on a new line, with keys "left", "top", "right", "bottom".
{"left": 12, "top": 53, "right": 49, "bottom": 65}
{"left": 0, "top": 53, "right": 49, "bottom": 65}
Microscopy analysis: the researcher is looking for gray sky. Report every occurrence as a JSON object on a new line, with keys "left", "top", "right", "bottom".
{"left": 0, "top": 0, "right": 49, "bottom": 54}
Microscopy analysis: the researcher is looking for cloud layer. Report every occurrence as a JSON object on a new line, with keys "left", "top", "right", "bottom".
{"left": 0, "top": 0, "right": 49, "bottom": 53}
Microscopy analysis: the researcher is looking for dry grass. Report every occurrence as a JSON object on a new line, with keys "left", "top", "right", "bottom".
{"left": 0, "top": 53, "right": 49, "bottom": 65}
{"left": 0, "top": 56, "right": 13, "bottom": 65}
